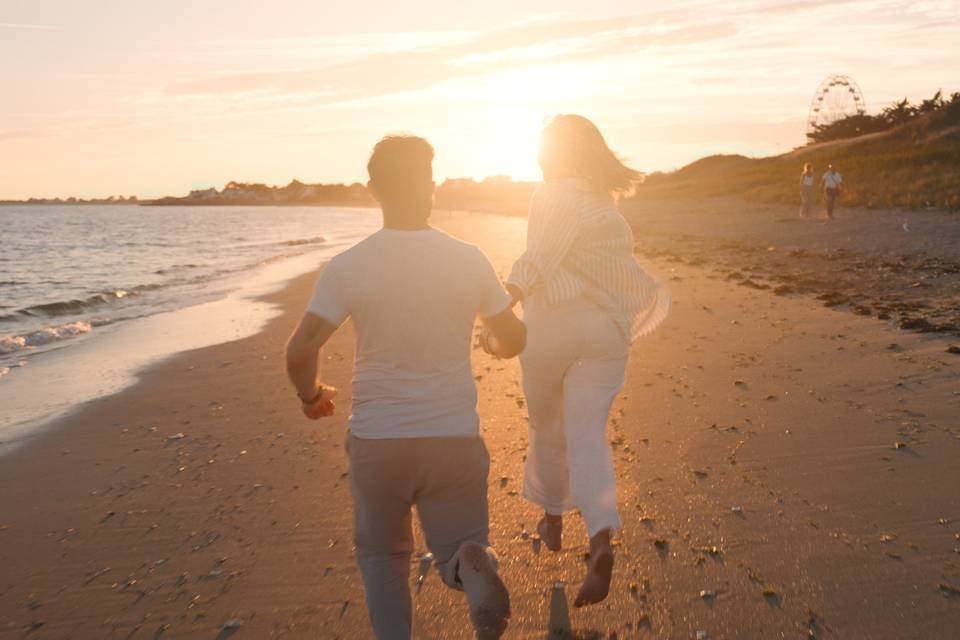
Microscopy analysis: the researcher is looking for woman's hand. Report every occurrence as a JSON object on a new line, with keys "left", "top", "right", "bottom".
{"left": 301, "top": 386, "right": 338, "bottom": 419}
{"left": 505, "top": 283, "right": 524, "bottom": 307}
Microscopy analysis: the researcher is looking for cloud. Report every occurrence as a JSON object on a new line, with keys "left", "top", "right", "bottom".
{"left": 0, "top": 22, "right": 59, "bottom": 30}
{"left": 0, "top": 129, "right": 44, "bottom": 142}
{"left": 156, "top": 14, "right": 741, "bottom": 114}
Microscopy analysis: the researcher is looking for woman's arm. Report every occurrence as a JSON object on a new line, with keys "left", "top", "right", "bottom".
{"left": 506, "top": 185, "right": 580, "bottom": 298}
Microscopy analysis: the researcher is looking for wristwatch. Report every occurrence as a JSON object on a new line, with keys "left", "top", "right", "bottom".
{"left": 298, "top": 385, "right": 325, "bottom": 405}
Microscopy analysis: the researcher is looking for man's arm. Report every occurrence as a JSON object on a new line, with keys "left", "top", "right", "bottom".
{"left": 285, "top": 313, "right": 340, "bottom": 419}
{"left": 480, "top": 305, "right": 526, "bottom": 359}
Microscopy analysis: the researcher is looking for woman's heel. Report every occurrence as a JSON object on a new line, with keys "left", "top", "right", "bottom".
{"left": 537, "top": 514, "right": 563, "bottom": 552}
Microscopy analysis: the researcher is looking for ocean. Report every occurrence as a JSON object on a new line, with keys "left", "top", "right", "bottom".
{"left": 0, "top": 204, "right": 381, "bottom": 446}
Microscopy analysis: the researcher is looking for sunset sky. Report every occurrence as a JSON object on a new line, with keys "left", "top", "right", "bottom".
{"left": 1, "top": 0, "right": 958, "bottom": 199}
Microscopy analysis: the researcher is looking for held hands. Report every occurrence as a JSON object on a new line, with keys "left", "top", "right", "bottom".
{"left": 477, "top": 329, "right": 501, "bottom": 357}
{"left": 505, "top": 283, "right": 524, "bottom": 308}
{"left": 301, "top": 386, "right": 338, "bottom": 420}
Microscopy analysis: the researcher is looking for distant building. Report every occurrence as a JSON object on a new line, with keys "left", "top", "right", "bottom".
{"left": 188, "top": 188, "right": 219, "bottom": 200}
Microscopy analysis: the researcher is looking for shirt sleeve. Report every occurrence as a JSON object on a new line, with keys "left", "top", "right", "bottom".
{"left": 506, "top": 184, "right": 580, "bottom": 297}
{"left": 474, "top": 247, "right": 513, "bottom": 318}
{"left": 306, "top": 259, "right": 349, "bottom": 325}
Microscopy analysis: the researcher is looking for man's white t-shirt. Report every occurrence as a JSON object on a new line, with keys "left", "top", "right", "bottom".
{"left": 307, "top": 227, "right": 512, "bottom": 439}
{"left": 822, "top": 171, "right": 843, "bottom": 189}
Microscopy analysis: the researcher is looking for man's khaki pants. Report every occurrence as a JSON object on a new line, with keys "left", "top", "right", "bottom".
{"left": 347, "top": 433, "right": 496, "bottom": 640}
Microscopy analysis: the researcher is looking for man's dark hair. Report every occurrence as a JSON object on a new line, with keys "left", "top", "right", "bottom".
{"left": 367, "top": 135, "right": 434, "bottom": 199}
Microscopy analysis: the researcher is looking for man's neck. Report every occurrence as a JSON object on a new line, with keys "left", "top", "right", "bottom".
{"left": 381, "top": 210, "right": 431, "bottom": 231}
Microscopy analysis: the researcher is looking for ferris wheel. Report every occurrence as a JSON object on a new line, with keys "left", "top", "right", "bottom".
{"left": 807, "top": 75, "right": 867, "bottom": 136}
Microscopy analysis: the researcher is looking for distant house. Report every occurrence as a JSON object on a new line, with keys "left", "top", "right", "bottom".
{"left": 188, "top": 188, "right": 219, "bottom": 200}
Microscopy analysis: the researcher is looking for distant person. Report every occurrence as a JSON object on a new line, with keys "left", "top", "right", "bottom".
{"left": 505, "top": 115, "right": 670, "bottom": 607}
{"left": 285, "top": 135, "right": 526, "bottom": 640}
{"left": 821, "top": 164, "right": 843, "bottom": 219}
{"left": 799, "top": 162, "right": 815, "bottom": 218}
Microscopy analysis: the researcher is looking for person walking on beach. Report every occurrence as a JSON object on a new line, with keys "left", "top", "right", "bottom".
{"left": 821, "top": 164, "right": 843, "bottom": 219}
{"left": 505, "top": 115, "right": 670, "bottom": 607}
{"left": 799, "top": 162, "right": 815, "bottom": 218}
{"left": 285, "top": 135, "right": 526, "bottom": 640}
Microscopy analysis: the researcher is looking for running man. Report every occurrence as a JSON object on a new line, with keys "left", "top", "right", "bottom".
{"left": 285, "top": 135, "right": 526, "bottom": 639}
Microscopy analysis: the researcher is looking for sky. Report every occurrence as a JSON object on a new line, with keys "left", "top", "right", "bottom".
{"left": 1, "top": 0, "right": 958, "bottom": 199}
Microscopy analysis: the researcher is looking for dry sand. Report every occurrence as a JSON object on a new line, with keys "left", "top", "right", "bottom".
{"left": 1, "top": 208, "right": 959, "bottom": 639}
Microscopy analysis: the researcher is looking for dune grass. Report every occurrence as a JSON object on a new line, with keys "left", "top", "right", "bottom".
{"left": 638, "top": 100, "right": 960, "bottom": 211}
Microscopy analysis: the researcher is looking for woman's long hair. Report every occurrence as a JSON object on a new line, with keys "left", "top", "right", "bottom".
{"left": 538, "top": 114, "right": 644, "bottom": 198}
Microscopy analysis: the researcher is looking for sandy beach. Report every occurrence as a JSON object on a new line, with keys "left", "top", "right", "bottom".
{"left": 1, "top": 208, "right": 959, "bottom": 639}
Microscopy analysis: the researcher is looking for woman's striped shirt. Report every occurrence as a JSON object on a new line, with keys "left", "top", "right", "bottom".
{"left": 507, "top": 179, "right": 670, "bottom": 342}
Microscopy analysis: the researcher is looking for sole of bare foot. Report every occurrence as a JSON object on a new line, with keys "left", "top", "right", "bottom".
{"left": 458, "top": 542, "right": 511, "bottom": 639}
{"left": 574, "top": 546, "right": 614, "bottom": 608}
{"left": 537, "top": 516, "right": 562, "bottom": 552}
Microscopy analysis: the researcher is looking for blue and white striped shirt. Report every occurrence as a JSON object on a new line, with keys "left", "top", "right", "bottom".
{"left": 507, "top": 179, "right": 670, "bottom": 342}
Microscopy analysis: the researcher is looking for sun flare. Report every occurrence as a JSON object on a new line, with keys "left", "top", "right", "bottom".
{"left": 471, "top": 107, "right": 547, "bottom": 181}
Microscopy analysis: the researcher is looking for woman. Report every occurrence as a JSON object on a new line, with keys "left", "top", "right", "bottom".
{"left": 799, "top": 163, "right": 815, "bottom": 218}
{"left": 505, "top": 115, "right": 670, "bottom": 607}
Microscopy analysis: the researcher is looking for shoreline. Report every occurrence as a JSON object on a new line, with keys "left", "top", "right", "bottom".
{"left": 1, "top": 210, "right": 958, "bottom": 638}
{"left": 0, "top": 246, "right": 348, "bottom": 455}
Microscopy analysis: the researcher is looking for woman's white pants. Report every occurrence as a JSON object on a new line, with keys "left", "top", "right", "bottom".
{"left": 520, "top": 296, "right": 628, "bottom": 538}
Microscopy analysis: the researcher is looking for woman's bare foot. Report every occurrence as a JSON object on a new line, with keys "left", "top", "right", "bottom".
{"left": 574, "top": 529, "right": 614, "bottom": 607}
{"left": 537, "top": 513, "right": 563, "bottom": 552}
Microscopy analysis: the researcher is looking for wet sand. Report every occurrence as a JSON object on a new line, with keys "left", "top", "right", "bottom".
{"left": 1, "top": 209, "right": 959, "bottom": 639}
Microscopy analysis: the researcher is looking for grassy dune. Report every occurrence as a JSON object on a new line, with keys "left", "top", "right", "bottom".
{"left": 638, "top": 100, "right": 960, "bottom": 211}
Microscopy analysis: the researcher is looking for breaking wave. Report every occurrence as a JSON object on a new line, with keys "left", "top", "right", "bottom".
{"left": 0, "top": 321, "right": 93, "bottom": 355}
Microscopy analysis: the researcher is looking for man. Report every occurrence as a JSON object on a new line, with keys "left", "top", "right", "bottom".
{"left": 285, "top": 135, "right": 526, "bottom": 640}
{"left": 821, "top": 164, "right": 843, "bottom": 219}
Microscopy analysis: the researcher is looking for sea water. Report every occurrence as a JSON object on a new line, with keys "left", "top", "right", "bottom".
{"left": 0, "top": 204, "right": 380, "bottom": 449}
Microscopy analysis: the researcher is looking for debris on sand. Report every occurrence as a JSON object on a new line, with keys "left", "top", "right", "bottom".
{"left": 166, "top": 433, "right": 185, "bottom": 441}
{"left": 222, "top": 618, "right": 243, "bottom": 630}
{"left": 817, "top": 292, "right": 849, "bottom": 308}
{"left": 739, "top": 279, "right": 771, "bottom": 290}
{"left": 946, "top": 345, "right": 960, "bottom": 354}
{"left": 898, "top": 317, "right": 937, "bottom": 332}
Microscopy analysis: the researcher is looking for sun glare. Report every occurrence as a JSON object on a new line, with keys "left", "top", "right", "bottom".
{"left": 430, "top": 64, "right": 585, "bottom": 181}
{"left": 474, "top": 107, "right": 546, "bottom": 181}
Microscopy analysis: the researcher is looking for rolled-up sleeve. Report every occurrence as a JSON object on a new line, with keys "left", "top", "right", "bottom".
{"left": 506, "top": 185, "right": 580, "bottom": 297}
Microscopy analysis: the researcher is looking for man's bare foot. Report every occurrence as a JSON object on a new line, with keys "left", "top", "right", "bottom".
{"left": 537, "top": 513, "right": 562, "bottom": 552}
{"left": 458, "top": 542, "right": 510, "bottom": 639}
{"left": 574, "top": 530, "right": 614, "bottom": 607}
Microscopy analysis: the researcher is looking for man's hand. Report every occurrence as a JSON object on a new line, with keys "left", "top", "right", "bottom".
{"left": 480, "top": 305, "right": 526, "bottom": 359}
{"left": 286, "top": 312, "right": 340, "bottom": 418}
{"left": 301, "top": 386, "right": 338, "bottom": 419}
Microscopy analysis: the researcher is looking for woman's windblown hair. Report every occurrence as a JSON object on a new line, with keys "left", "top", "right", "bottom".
{"left": 539, "top": 114, "right": 644, "bottom": 198}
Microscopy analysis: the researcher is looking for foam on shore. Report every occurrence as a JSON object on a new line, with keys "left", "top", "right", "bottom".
{"left": 0, "top": 249, "right": 339, "bottom": 454}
